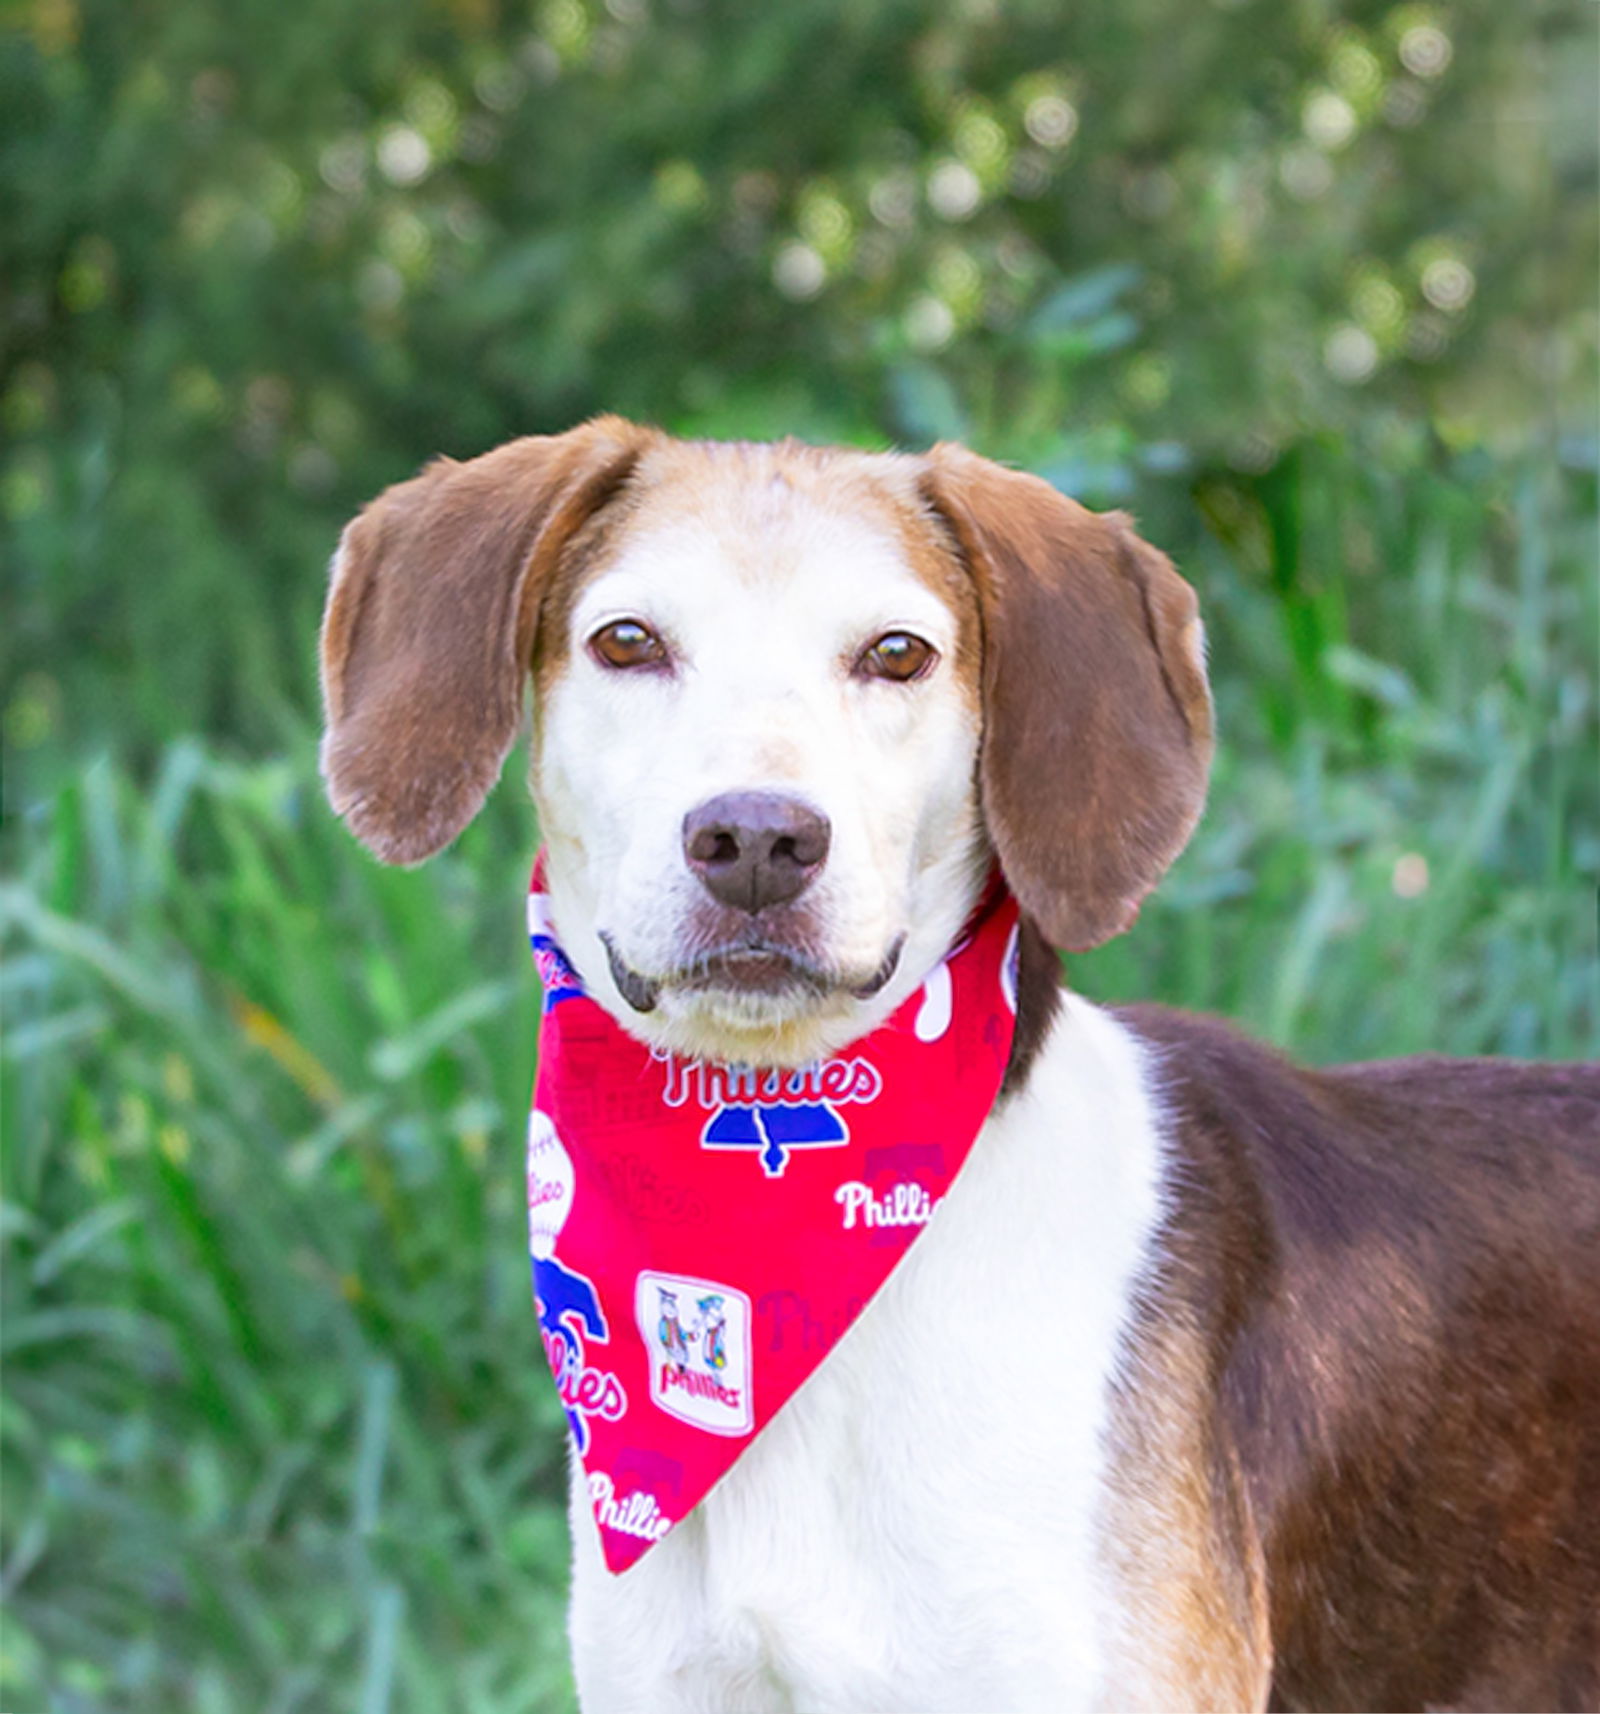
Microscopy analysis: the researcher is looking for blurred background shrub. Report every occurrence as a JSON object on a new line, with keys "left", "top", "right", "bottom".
{"left": 1, "top": 0, "right": 1595, "bottom": 1709}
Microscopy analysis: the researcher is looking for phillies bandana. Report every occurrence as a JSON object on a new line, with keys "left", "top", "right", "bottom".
{"left": 525, "top": 861, "right": 1020, "bottom": 1573}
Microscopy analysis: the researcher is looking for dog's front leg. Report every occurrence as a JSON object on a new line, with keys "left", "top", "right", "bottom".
{"left": 1094, "top": 1357, "right": 1273, "bottom": 1713}
{"left": 568, "top": 1477, "right": 798, "bottom": 1714}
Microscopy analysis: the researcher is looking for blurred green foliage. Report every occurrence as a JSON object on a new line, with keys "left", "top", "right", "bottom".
{"left": 1, "top": 0, "right": 1596, "bottom": 1709}
{"left": 4, "top": 0, "right": 1595, "bottom": 776}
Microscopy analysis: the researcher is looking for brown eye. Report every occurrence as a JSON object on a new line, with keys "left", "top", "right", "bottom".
{"left": 857, "top": 631, "right": 936, "bottom": 683}
{"left": 590, "top": 619, "right": 668, "bottom": 671}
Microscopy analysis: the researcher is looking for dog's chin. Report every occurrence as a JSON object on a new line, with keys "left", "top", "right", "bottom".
{"left": 650, "top": 987, "right": 864, "bottom": 1069}
{"left": 680, "top": 949, "right": 830, "bottom": 1000}
{"left": 601, "top": 934, "right": 905, "bottom": 1068}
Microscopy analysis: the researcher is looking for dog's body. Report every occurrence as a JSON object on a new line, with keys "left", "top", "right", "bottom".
{"left": 321, "top": 421, "right": 1600, "bottom": 1711}
{"left": 562, "top": 995, "right": 1600, "bottom": 1714}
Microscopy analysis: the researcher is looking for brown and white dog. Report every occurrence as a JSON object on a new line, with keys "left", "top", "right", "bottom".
{"left": 320, "top": 419, "right": 1600, "bottom": 1713}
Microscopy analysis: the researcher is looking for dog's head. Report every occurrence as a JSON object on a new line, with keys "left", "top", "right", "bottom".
{"left": 321, "top": 418, "right": 1212, "bottom": 1066}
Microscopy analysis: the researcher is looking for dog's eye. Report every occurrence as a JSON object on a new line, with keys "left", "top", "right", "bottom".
{"left": 590, "top": 619, "right": 668, "bottom": 671}
{"left": 856, "top": 632, "right": 937, "bottom": 683}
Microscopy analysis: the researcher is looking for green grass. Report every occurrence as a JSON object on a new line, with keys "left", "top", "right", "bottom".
{"left": 2, "top": 444, "right": 1596, "bottom": 1713}
{"left": 3, "top": 756, "right": 577, "bottom": 1714}
{"left": 1076, "top": 446, "right": 1599, "bottom": 1062}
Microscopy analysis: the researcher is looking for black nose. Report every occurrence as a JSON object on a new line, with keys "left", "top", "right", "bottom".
{"left": 683, "top": 791, "right": 832, "bottom": 914}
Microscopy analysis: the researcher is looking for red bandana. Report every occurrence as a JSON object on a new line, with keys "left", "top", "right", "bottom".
{"left": 526, "top": 862, "right": 1020, "bottom": 1573}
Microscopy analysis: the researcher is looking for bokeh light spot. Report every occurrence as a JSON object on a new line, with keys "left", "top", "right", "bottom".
{"left": 319, "top": 135, "right": 367, "bottom": 194}
{"left": 1421, "top": 257, "right": 1475, "bottom": 312}
{"left": 772, "top": 243, "right": 825, "bottom": 300}
{"left": 927, "top": 161, "right": 981, "bottom": 221}
{"left": 377, "top": 125, "right": 431, "bottom": 186}
{"left": 868, "top": 172, "right": 917, "bottom": 230}
{"left": 953, "top": 109, "right": 1009, "bottom": 175}
{"left": 1303, "top": 90, "right": 1357, "bottom": 149}
{"left": 1279, "top": 145, "right": 1333, "bottom": 200}
{"left": 474, "top": 62, "right": 526, "bottom": 112}
{"left": 1392, "top": 853, "right": 1430, "bottom": 898}
{"left": 1008, "top": 149, "right": 1052, "bottom": 198}
{"left": 1399, "top": 24, "right": 1452, "bottom": 79}
{"left": 797, "top": 187, "right": 854, "bottom": 258}
{"left": 905, "top": 296, "right": 955, "bottom": 351}
{"left": 1330, "top": 40, "right": 1383, "bottom": 100}
{"left": 1381, "top": 78, "right": 1428, "bottom": 127}
{"left": 1352, "top": 274, "right": 1406, "bottom": 335}
{"left": 1023, "top": 94, "right": 1078, "bottom": 149}
{"left": 1325, "top": 324, "right": 1379, "bottom": 383}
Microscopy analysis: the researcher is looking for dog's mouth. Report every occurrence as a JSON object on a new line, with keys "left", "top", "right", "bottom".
{"left": 599, "top": 931, "right": 904, "bottom": 1015}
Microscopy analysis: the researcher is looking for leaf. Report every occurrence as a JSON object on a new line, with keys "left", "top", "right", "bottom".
{"left": 886, "top": 364, "right": 968, "bottom": 448}
{"left": 1026, "top": 264, "right": 1143, "bottom": 334}
{"left": 1322, "top": 645, "right": 1417, "bottom": 711}
{"left": 30, "top": 1199, "right": 142, "bottom": 1288}
{"left": 368, "top": 979, "right": 520, "bottom": 1082}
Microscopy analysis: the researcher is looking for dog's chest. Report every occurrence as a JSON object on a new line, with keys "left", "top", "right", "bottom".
{"left": 566, "top": 998, "right": 1169, "bottom": 1713}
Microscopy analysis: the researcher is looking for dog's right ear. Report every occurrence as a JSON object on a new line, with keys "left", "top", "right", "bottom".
{"left": 921, "top": 445, "right": 1213, "bottom": 952}
{"left": 319, "top": 417, "right": 652, "bottom": 864}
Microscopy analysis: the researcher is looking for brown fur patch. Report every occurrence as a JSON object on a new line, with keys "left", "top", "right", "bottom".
{"left": 320, "top": 416, "right": 653, "bottom": 863}
{"left": 919, "top": 445, "right": 1213, "bottom": 953}
{"left": 1119, "top": 1006, "right": 1600, "bottom": 1713}
{"left": 999, "top": 916, "right": 1065, "bottom": 1101}
{"left": 531, "top": 452, "right": 657, "bottom": 706}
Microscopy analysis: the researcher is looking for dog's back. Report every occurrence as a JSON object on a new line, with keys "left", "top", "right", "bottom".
{"left": 1122, "top": 1006, "right": 1600, "bottom": 1712}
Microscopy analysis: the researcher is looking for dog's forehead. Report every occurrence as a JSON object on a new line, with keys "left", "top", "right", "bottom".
{"left": 623, "top": 437, "right": 921, "bottom": 559}
{"left": 564, "top": 438, "right": 972, "bottom": 628}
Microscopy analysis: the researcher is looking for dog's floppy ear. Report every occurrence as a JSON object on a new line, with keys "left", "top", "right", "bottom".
{"left": 320, "top": 416, "right": 651, "bottom": 863}
{"left": 921, "top": 445, "right": 1213, "bottom": 952}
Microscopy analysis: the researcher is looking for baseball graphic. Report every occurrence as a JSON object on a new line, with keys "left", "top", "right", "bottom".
{"left": 526, "top": 1108, "right": 576, "bottom": 1261}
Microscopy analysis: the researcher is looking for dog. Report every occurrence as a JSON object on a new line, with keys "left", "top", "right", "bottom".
{"left": 320, "top": 419, "right": 1600, "bottom": 1712}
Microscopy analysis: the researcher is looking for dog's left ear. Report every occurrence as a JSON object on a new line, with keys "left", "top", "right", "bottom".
{"left": 921, "top": 445, "right": 1213, "bottom": 952}
{"left": 320, "top": 416, "right": 652, "bottom": 864}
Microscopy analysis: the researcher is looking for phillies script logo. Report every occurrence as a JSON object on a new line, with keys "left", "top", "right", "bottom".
{"left": 834, "top": 1177, "right": 940, "bottom": 1232}
{"left": 587, "top": 1471, "right": 670, "bottom": 1544}
{"left": 527, "top": 1112, "right": 622, "bottom": 1453}
{"left": 658, "top": 1053, "right": 883, "bottom": 1177}
{"left": 534, "top": 1256, "right": 627, "bottom": 1454}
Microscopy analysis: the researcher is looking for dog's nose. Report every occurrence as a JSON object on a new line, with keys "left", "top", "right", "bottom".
{"left": 683, "top": 791, "right": 831, "bottom": 914}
